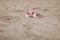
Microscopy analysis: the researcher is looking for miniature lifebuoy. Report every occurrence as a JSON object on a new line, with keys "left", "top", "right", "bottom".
{"left": 26, "top": 11, "right": 36, "bottom": 18}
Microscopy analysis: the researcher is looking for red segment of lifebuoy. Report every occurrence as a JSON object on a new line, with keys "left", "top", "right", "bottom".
{"left": 32, "top": 11, "right": 35, "bottom": 15}
{"left": 26, "top": 11, "right": 30, "bottom": 15}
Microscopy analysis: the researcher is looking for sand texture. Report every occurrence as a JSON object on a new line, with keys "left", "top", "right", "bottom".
{"left": 0, "top": 0, "right": 60, "bottom": 40}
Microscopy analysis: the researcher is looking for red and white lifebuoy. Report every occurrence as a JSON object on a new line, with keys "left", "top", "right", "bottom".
{"left": 26, "top": 11, "right": 36, "bottom": 18}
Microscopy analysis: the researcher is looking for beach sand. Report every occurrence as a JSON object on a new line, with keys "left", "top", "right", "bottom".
{"left": 0, "top": 0, "right": 60, "bottom": 40}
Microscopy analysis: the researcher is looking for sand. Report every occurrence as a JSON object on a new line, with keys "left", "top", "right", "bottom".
{"left": 0, "top": 0, "right": 60, "bottom": 40}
